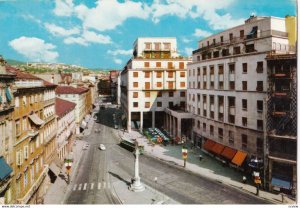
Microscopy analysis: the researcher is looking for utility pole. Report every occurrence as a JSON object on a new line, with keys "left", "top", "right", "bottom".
{"left": 182, "top": 146, "right": 188, "bottom": 168}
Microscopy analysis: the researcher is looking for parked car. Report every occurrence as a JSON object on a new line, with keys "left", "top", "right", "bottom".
{"left": 99, "top": 144, "right": 106, "bottom": 150}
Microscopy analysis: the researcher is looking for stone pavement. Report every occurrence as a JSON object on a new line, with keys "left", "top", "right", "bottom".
{"left": 120, "top": 130, "right": 296, "bottom": 205}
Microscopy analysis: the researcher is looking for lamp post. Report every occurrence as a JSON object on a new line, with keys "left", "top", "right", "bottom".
{"left": 129, "top": 141, "right": 145, "bottom": 192}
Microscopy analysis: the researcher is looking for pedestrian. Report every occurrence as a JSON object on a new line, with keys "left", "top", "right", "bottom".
{"left": 199, "top": 155, "right": 203, "bottom": 161}
{"left": 242, "top": 176, "right": 247, "bottom": 184}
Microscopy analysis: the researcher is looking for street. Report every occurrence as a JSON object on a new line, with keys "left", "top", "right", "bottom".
{"left": 64, "top": 99, "right": 269, "bottom": 204}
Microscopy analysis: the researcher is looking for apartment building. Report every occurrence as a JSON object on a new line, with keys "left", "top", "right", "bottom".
{"left": 120, "top": 37, "right": 190, "bottom": 132}
{"left": 55, "top": 98, "right": 76, "bottom": 161}
{"left": 188, "top": 16, "right": 296, "bottom": 184}
{"left": 266, "top": 53, "right": 297, "bottom": 196}
{"left": 0, "top": 57, "right": 16, "bottom": 204}
{"left": 5, "top": 65, "right": 57, "bottom": 204}
{"left": 55, "top": 86, "right": 89, "bottom": 133}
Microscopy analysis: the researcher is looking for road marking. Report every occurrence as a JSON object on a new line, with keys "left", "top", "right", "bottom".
{"left": 98, "top": 182, "right": 101, "bottom": 189}
{"left": 90, "top": 183, "right": 94, "bottom": 190}
{"left": 83, "top": 183, "right": 87, "bottom": 190}
{"left": 78, "top": 184, "right": 82, "bottom": 191}
{"left": 103, "top": 182, "right": 106, "bottom": 189}
{"left": 73, "top": 184, "right": 77, "bottom": 191}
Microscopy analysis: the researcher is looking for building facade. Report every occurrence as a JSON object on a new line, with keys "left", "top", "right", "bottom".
{"left": 120, "top": 37, "right": 190, "bottom": 132}
{"left": 55, "top": 86, "right": 89, "bottom": 133}
{"left": 0, "top": 57, "right": 15, "bottom": 204}
{"left": 187, "top": 15, "right": 296, "bottom": 188}
{"left": 55, "top": 98, "right": 76, "bottom": 161}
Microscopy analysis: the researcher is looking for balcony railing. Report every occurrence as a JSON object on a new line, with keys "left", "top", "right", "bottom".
{"left": 269, "top": 151, "right": 296, "bottom": 161}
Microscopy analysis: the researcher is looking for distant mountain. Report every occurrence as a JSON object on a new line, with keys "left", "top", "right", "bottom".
{"left": 6, "top": 59, "right": 26, "bottom": 66}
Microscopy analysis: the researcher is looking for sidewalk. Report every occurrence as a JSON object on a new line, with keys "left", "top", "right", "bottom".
{"left": 120, "top": 130, "right": 296, "bottom": 205}
{"left": 44, "top": 119, "right": 94, "bottom": 204}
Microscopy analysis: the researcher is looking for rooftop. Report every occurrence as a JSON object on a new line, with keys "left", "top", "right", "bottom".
{"left": 55, "top": 98, "right": 76, "bottom": 118}
{"left": 56, "top": 85, "right": 89, "bottom": 94}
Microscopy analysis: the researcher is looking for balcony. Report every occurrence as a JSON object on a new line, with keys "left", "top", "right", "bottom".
{"left": 229, "top": 106, "right": 235, "bottom": 115}
{"left": 28, "top": 129, "right": 39, "bottom": 137}
{"left": 269, "top": 151, "right": 296, "bottom": 161}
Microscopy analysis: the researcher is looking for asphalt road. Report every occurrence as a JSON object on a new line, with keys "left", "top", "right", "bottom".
{"left": 65, "top": 99, "right": 269, "bottom": 204}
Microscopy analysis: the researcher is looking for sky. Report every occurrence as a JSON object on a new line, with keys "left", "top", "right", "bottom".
{"left": 0, "top": 0, "right": 296, "bottom": 69}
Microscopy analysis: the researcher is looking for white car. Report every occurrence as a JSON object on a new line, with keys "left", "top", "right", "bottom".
{"left": 99, "top": 144, "right": 106, "bottom": 150}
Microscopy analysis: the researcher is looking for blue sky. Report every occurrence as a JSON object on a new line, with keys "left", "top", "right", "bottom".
{"left": 0, "top": 0, "right": 296, "bottom": 69}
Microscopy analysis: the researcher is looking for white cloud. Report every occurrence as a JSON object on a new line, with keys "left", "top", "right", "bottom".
{"left": 73, "top": 0, "right": 150, "bottom": 31}
{"left": 63, "top": 30, "right": 112, "bottom": 46}
{"left": 44, "top": 23, "right": 80, "bottom": 37}
{"left": 193, "top": 28, "right": 212, "bottom": 38}
{"left": 184, "top": 47, "right": 193, "bottom": 56}
{"left": 107, "top": 49, "right": 132, "bottom": 56}
{"left": 64, "top": 36, "right": 88, "bottom": 46}
{"left": 113, "top": 58, "right": 122, "bottom": 65}
{"left": 53, "top": 0, "right": 74, "bottom": 17}
{"left": 9, "top": 36, "right": 59, "bottom": 62}
{"left": 182, "top": 37, "right": 192, "bottom": 43}
{"left": 82, "top": 30, "right": 112, "bottom": 44}
{"left": 150, "top": 0, "right": 244, "bottom": 30}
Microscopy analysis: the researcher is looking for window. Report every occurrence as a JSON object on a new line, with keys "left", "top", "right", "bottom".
{"left": 242, "top": 99, "right": 247, "bottom": 110}
{"left": 145, "top": 82, "right": 150, "bottom": 89}
{"left": 22, "top": 117, "right": 27, "bottom": 131}
{"left": 240, "top": 30, "right": 244, "bottom": 38}
{"left": 24, "top": 145, "right": 29, "bottom": 160}
{"left": 168, "top": 102, "right": 173, "bottom": 108}
{"left": 16, "top": 150, "right": 22, "bottom": 166}
{"left": 133, "top": 92, "right": 138, "bottom": 98}
{"left": 197, "top": 68, "right": 200, "bottom": 76}
{"left": 23, "top": 96, "right": 26, "bottom": 106}
{"left": 16, "top": 120, "right": 20, "bottom": 136}
{"left": 169, "top": 92, "right": 174, "bottom": 97}
{"left": 133, "top": 102, "right": 138, "bottom": 108}
{"left": 257, "top": 120, "right": 263, "bottom": 131}
{"left": 145, "top": 72, "right": 150, "bottom": 78}
{"left": 197, "top": 121, "right": 200, "bottom": 129}
{"left": 145, "top": 102, "right": 150, "bottom": 108}
{"left": 245, "top": 44, "right": 255, "bottom": 53}
{"left": 168, "top": 71, "right": 174, "bottom": 78}
{"left": 198, "top": 82, "right": 201, "bottom": 89}
{"left": 242, "top": 117, "right": 247, "bottom": 127}
{"left": 229, "top": 81, "right": 235, "bottom": 90}
{"left": 229, "top": 131, "right": 234, "bottom": 144}
{"left": 156, "top": 71, "right": 162, "bottom": 78}
{"left": 193, "top": 69, "right": 195, "bottom": 76}
{"left": 180, "top": 102, "right": 185, "bottom": 108}
{"left": 157, "top": 92, "right": 162, "bottom": 97}
{"left": 180, "top": 72, "right": 185, "bottom": 77}
{"left": 229, "top": 115, "right": 235, "bottom": 124}
{"left": 219, "top": 81, "right": 223, "bottom": 89}
{"left": 256, "top": 81, "right": 263, "bottom": 91}
{"left": 180, "top": 82, "right": 185, "bottom": 87}
{"left": 203, "top": 123, "right": 206, "bottom": 132}
{"left": 210, "top": 125, "right": 214, "bottom": 135}
{"left": 36, "top": 159, "right": 39, "bottom": 173}
{"left": 257, "top": 100, "right": 263, "bottom": 112}
{"left": 157, "top": 102, "right": 162, "bottom": 107}
{"left": 229, "top": 33, "right": 233, "bottom": 40}
{"left": 242, "top": 81, "right": 247, "bottom": 91}
{"left": 145, "top": 42, "right": 151, "bottom": 50}
{"left": 154, "top": 42, "right": 160, "bottom": 50}
{"left": 156, "top": 82, "right": 162, "bottom": 87}
{"left": 156, "top": 62, "right": 161, "bottom": 67}
{"left": 220, "top": 36, "right": 223, "bottom": 43}
{"left": 256, "top": 61, "right": 263, "bottom": 73}
{"left": 213, "top": 51, "right": 219, "bottom": 58}
{"left": 256, "top": 138, "right": 263, "bottom": 153}
{"left": 144, "top": 62, "right": 149, "bottom": 67}
{"left": 163, "top": 43, "right": 170, "bottom": 50}
{"left": 180, "top": 92, "right": 185, "bottom": 97}
{"left": 197, "top": 56, "right": 200, "bottom": 61}
{"left": 168, "top": 81, "right": 174, "bottom": 89}
{"left": 207, "top": 41, "right": 209, "bottom": 46}
{"left": 233, "top": 46, "right": 240, "bottom": 54}
{"left": 218, "top": 128, "right": 223, "bottom": 140}
{"left": 168, "top": 62, "right": 173, "bottom": 69}
{"left": 242, "top": 134, "right": 247, "bottom": 150}
{"left": 24, "top": 171, "right": 28, "bottom": 188}
{"left": 30, "top": 166, "right": 35, "bottom": 184}
{"left": 213, "top": 39, "right": 216, "bottom": 45}
{"left": 242, "top": 63, "right": 247, "bottom": 73}
{"left": 145, "top": 92, "right": 150, "bottom": 98}
{"left": 133, "top": 82, "right": 138, "bottom": 88}
{"left": 179, "top": 62, "right": 184, "bottom": 69}
{"left": 229, "top": 64, "right": 235, "bottom": 74}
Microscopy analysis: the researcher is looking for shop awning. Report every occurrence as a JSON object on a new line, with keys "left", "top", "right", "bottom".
{"left": 28, "top": 114, "right": 45, "bottom": 126}
{"left": 203, "top": 139, "right": 216, "bottom": 152}
{"left": 231, "top": 150, "right": 247, "bottom": 166}
{"left": 221, "top": 146, "right": 237, "bottom": 160}
{"left": 211, "top": 143, "right": 225, "bottom": 155}
{"left": 0, "top": 157, "right": 12, "bottom": 181}
{"left": 5, "top": 87, "right": 12, "bottom": 102}
{"left": 49, "top": 162, "right": 60, "bottom": 176}
{"left": 271, "top": 177, "right": 291, "bottom": 190}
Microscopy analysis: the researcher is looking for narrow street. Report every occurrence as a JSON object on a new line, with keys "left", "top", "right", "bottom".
{"left": 64, "top": 99, "right": 269, "bottom": 204}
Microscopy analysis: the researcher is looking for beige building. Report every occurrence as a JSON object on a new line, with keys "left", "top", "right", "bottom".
{"left": 120, "top": 37, "right": 191, "bottom": 133}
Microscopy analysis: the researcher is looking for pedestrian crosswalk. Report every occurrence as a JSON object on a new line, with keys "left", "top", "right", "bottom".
{"left": 72, "top": 182, "right": 111, "bottom": 191}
